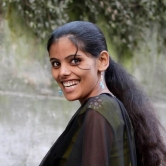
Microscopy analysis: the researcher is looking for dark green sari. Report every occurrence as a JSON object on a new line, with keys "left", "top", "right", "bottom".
{"left": 39, "top": 93, "right": 131, "bottom": 166}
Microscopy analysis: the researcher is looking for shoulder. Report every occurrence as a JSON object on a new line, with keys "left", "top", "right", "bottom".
{"left": 87, "top": 93, "right": 120, "bottom": 115}
{"left": 86, "top": 94, "right": 124, "bottom": 132}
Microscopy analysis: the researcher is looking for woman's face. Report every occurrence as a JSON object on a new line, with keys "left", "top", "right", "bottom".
{"left": 49, "top": 37, "right": 102, "bottom": 104}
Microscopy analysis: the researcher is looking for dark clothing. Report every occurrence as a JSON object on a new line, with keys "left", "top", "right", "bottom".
{"left": 39, "top": 93, "right": 131, "bottom": 166}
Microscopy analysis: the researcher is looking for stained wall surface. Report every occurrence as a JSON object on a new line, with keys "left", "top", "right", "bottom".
{"left": 0, "top": 13, "right": 166, "bottom": 166}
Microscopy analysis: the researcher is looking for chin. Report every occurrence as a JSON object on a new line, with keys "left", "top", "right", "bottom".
{"left": 64, "top": 94, "right": 79, "bottom": 101}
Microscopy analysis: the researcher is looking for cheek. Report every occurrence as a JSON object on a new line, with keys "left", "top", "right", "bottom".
{"left": 82, "top": 70, "right": 98, "bottom": 82}
{"left": 51, "top": 69, "right": 58, "bottom": 81}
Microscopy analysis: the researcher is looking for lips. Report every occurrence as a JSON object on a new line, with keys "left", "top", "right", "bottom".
{"left": 62, "top": 80, "right": 79, "bottom": 87}
{"left": 61, "top": 80, "right": 80, "bottom": 93}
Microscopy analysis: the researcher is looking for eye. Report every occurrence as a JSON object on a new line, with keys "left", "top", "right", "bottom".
{"left": 70, "top": 58, "right": 81, "bottom": 65}
{"left": 51, "top": 61, "right": 60, "bottom": 68}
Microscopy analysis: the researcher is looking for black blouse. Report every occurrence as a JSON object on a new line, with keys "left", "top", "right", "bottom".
{"left": 39, "top": 93, "right": 131, "bottom": 166}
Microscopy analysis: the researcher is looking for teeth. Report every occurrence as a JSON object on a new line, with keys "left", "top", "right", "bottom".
{"left": 63, "top": 81, "right": 79, "bottom": 87}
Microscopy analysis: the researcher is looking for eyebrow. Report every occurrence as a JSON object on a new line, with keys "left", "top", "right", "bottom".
{"left": 50, "top": 54, "right": 81, "bottom": 61}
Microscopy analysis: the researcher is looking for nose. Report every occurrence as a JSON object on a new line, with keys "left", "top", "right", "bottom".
{"left": 59, "top": 64, "right": 71, "bottom": 78}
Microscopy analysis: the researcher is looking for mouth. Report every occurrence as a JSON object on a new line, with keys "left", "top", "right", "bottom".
{"left": 61, "top": 80, "right": 80, "bottom": 93}
{"left": 62, "top": 80, "right": 80, "bottom": 87}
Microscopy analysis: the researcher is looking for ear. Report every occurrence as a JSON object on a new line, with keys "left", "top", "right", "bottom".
{"left": 97, "top": 51, "right": 110, "bottom": 72}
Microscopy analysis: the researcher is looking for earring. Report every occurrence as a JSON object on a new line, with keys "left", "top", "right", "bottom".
{"left": 59, "top": 89, "right": 63, "bottom": 96}
{"left": 100, "top": 72, "right": 105, "bottom": 89}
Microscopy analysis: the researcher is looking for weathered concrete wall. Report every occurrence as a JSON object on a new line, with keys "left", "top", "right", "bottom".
{"left": 0, "top": 92, "right": 79, "bottom": 166}
{"left": 0, "top": 9, "right": 166, "bottom": 166}
{"left": 0, "top": 12, "right": 79, "bottom": 166}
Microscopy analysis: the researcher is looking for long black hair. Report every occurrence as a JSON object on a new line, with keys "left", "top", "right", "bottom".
{"left": 47, "top": 21, "right": 166, "bottom": 166}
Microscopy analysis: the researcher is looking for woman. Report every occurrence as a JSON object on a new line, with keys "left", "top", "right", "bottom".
{"left": 39, "top": 21, "right": 166, "bottom": 166}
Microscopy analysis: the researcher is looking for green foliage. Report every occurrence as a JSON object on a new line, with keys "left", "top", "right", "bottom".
{"left": 1, "top": 0, "right": 70, "bottom": 38}
{"left": 1, "top": 0, "right": 166, "bottom": 58}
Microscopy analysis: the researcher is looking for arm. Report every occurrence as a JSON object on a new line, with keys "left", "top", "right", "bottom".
{"left": 81, "top": 109, "right": 114, "bottom": 166}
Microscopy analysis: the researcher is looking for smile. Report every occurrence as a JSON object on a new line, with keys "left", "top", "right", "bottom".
{"left": 62, "top": 80, "right": 79, "bottom": 87}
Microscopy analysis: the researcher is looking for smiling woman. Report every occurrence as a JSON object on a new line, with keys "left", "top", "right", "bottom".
{"left": 39, "top": 21, "right": 166, "bottom": 166}
{"left": 49, "top": 37, "right": 109, "bottom": 103}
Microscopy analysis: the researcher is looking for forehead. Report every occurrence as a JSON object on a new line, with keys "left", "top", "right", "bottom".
{"left": 49, "top": 37, "right": 95, "bottom": 61}
{"left": 49, "top": 37, "right": 76, "bottom": 55}
{"left": 49, "top": 37, "right": 97, "bottom": 63}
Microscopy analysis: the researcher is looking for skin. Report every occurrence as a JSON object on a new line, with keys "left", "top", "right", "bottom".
{"left": 49, "top": 37, "right": 110, "bottom": 104}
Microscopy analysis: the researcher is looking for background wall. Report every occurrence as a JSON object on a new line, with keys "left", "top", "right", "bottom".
{"left": 0, "top": 4, "right": 166, "bottom": 166}
{"left": 0, "top": 13, "right": 78, "bottom": 165}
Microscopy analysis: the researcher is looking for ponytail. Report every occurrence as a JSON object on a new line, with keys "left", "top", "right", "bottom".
{"left": 105, "top": 58, "right": 166, "bottom": 166}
